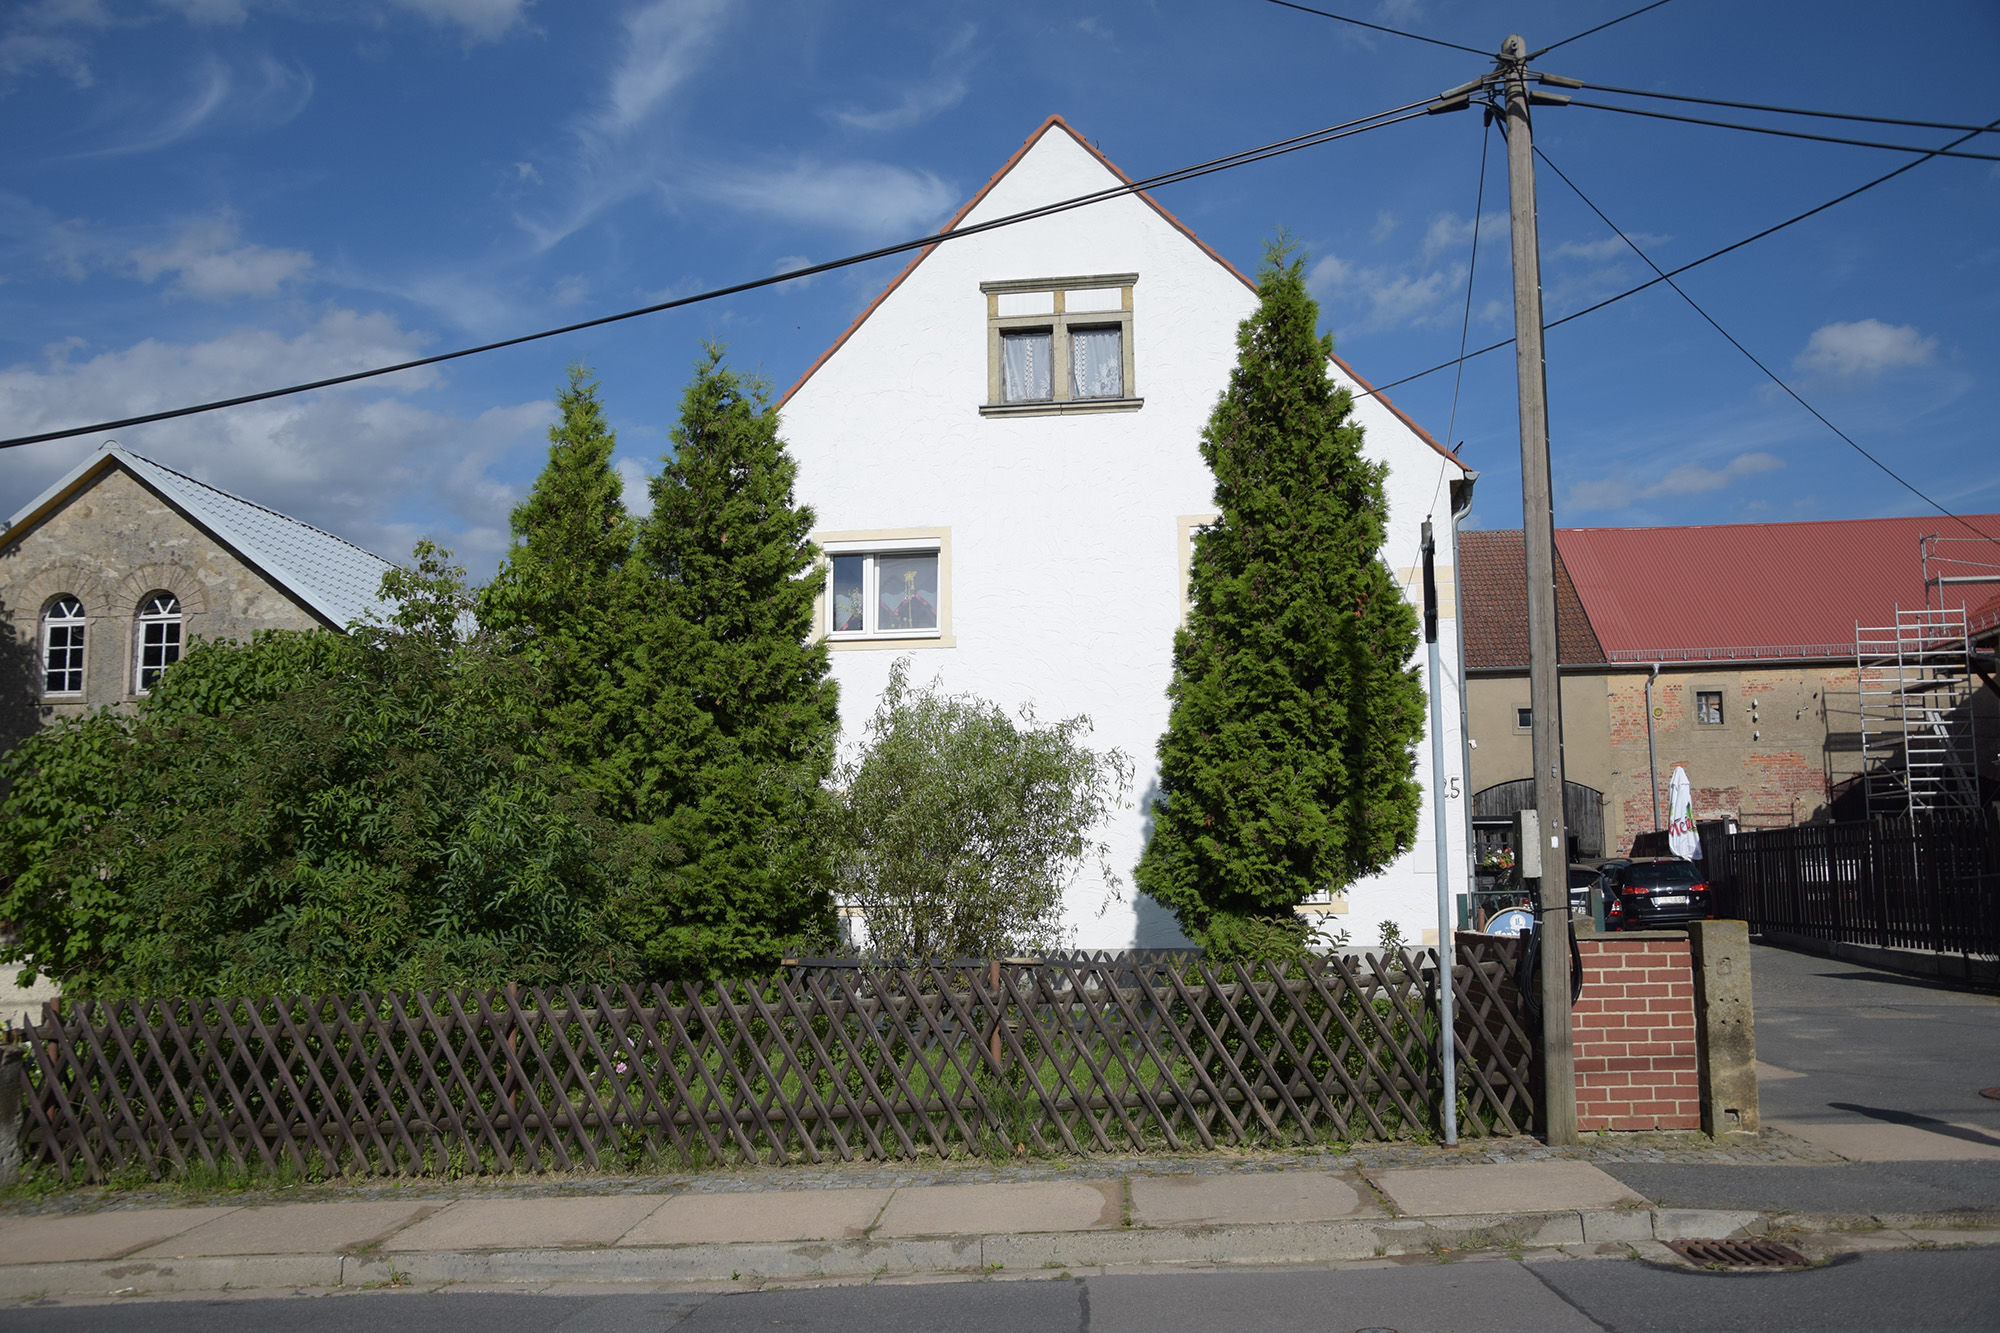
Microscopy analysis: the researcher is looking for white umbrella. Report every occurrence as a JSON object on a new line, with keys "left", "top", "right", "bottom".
{"left": 1667, "top": 765, "right": 1699, "bottom": 860}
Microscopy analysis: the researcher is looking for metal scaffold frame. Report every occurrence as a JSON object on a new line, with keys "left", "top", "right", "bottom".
{"left": 1855, "top": 605, "right": 1981, "bottom": 820}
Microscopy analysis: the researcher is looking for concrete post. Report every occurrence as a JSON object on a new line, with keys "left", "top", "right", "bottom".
{"left": 1688, "top": 920, "right": 1759, "bottom": 1136}
{"left": 0, "top": 1045, "right": 22, "bottom": 1185}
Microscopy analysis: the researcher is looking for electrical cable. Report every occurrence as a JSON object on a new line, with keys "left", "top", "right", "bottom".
{"left": 0, "top": 100, "right": 1436, "bottom": 452}
{"left": 1532, "top": 142, "right": 2000, "bottom": 550}
{"left": 1257, "top": 0, "right": 1488, "bottom": 56}
{"left": 1571, "top": 81, "right": 2000, "bottom": 136}
{"left": 1403, "top": 112, "right": 1492, "bottom": 597}
{"left": 1528, "top": 0, "right": 1676, "bottom": 58}
{"left": 1362, "top": 113, "right": 2000, "bottom": 400}
{"left": 1567, "top": 98, "right": 2000, "bottom": 162}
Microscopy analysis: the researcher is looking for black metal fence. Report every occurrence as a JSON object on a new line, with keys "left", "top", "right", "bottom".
{"left": 1710, "top": 808, "right": 2000, "bottom": 959}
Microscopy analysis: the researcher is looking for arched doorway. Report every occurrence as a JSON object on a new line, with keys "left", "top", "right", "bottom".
{"left": 1471, "top": 778, "right": 1605, "bottom": 865}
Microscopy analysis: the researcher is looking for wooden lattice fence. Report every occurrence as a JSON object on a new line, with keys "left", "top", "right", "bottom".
{"left": 18, "top": 945, "right": 1536, "bottom": 1183}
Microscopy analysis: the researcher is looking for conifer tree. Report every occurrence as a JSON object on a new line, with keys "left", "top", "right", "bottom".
{"left": 478, "top": 365, "right": 638, "bottom": 802}
{"left": 1135, "top": 243, "right": 1425, "bottom": 959}
{"left": 611, "top": 345, "right": 839, "bottom": 976}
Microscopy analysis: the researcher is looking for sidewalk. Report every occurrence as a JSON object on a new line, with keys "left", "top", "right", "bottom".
{"left": 4, "top": 1135, "right": 1995, "bottom": 1302}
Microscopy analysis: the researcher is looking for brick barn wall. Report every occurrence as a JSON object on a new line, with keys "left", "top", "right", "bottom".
{"left": 1573, "top": 934, "right": 1701, "bottom": 1132}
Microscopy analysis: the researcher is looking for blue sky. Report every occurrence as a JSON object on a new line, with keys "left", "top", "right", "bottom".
{"left": 2, "top": 0, "right": 1995, "bottom": 579}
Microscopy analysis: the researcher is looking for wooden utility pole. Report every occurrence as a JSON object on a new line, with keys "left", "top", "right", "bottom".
{"left": 1500, "top": 32, "right": 1576, "bottom": 1145}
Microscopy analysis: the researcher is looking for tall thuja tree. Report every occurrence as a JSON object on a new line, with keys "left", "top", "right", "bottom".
{"left": 478, "top": 365, "right": 640, "bottom": 801}
{"left": 612, "top": 345, "right": 840, "bottom": 977}
{"left": 1136, "top": 242, "right": 1425, "bottom": 959}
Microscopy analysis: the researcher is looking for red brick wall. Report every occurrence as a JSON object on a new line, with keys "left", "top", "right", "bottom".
{"left": 1572, "top": 935, "right": 1700, "bottom": 1131}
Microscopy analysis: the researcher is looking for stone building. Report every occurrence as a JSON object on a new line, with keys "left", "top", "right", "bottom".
{"left": 0, "top": 442, "right": 394, "bottom": 750}
{"left": 1464, "top": 514, "right": 2000, "bottom": 858}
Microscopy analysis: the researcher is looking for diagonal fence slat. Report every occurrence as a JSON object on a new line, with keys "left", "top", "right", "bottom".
{"left": 17, "top": 948, "right": 1536, "bottom": 1182}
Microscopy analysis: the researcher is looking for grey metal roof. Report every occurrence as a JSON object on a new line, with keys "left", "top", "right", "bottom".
{"left": 4, "top": 443, "right": 398, "bottom": 630}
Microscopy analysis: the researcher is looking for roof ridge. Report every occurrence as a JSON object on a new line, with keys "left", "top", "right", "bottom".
{"left": 115, "top": 445, "right": 396, "bottom": 567}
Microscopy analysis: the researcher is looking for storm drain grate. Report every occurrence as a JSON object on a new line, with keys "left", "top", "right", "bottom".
{"left": 1667, "top": 1239, "right": 1811, "bottom": 1269}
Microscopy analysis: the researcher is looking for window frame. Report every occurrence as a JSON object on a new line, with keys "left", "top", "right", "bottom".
{"left": 40, "top": 595, "right": 87, "bottom": 697}
{"left": 1695, "top": 690, "right": 1724, "bottom": 726}
{"left": 133, "top": 590, "right": 183, "bottom": 694}
{"left": 1515, "top": 706, "right": 1534, "bottom": 732}
{"left": 980, "top": 273, "right": 1141, "bottom": 417}
{"left": 815, "top": 528, "right": 953, "bottom": 651}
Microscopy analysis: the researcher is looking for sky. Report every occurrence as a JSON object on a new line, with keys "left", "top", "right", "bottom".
{"left": 2, "top": 0, "right": 1996, "bottom": 581}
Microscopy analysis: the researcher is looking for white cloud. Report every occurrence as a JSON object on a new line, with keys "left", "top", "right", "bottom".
{"left": 0, "top": 314, "right": 548, "bottom": 579}
{"left": 1553, "top": 232, "right": 1672, "bottom": 262}
{"left": 129, "top": 215, "right": 313, "bottom": 300}
{"left": 550, "top": 273, "right": 591, "bottom": 307}
{"left": 0, "top": 0, "right": 109, "bottom": 88}
{"left": 385, "top": 0, "right": 528, "bottom": 42}
{"left": 1566, "top": 452, "right": 1785, "bottom": 513}
{"left": 597, "top": 0, "right": 734, "bottom": 135}
{"left": 1794, "top": 318, "right": 1938, "bottom": 378}
{"left": 1308, "top": 249, "right": 1460, "bottom": 332}
{"left": 826, "top": 23, "right": 975, "bottom": 133}
{"left": 1370, "top": 210, "right": 1397, "bottom": 244}
{"left": 614, "top": 455, "right": 655, "bottom": 517}
{"left": 1419, "top": 210, "right": 1503, "bottom": 260}
{"left": 772, "top": 255, "right": 817, "bottom": 291}
{"left": 67, "top": 52, "right": 313, "bottom": 158}
{"left": 690, "top": 159, "right": 955, "bottom": 238}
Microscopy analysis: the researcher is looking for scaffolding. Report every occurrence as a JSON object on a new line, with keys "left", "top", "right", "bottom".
{"left": 1855, "top": 606, "right": 1982, "bottom": 819}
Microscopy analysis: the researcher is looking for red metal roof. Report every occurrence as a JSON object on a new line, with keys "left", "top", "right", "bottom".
{"left": 1550, "top": 515, "right": 2000, "bottom": 663}
{"left": 1459, "top": 529, "right": 1605, "bottom": 669}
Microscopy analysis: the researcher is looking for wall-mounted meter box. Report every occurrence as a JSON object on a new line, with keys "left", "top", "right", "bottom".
{"left": 1513, "top": 808, "right": 1543, "bottom": 880}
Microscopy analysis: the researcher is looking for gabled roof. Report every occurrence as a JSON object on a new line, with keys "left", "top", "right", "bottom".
{"left": 3, "top": 443, "right": 396, "bottom": 630}
{"left": 779, "top": 114, "right": 1461, "bottom": 468}
{"left": 1530, "top": 514, "right": 2000, "bottom": 664}
{"left": 1459, "top": 528, "right": 1606, "bottom": 670}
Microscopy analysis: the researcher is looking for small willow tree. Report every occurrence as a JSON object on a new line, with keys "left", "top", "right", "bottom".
{"left": 1136, "top": 241, "right": 1425, "bottom": 959}
{"left": 829, "top": 660, "right": 1131, "bottom": 961}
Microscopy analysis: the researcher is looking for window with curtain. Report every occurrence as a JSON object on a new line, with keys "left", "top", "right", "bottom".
{"left": 1001, "top": 329, "right": 1052, "bottom": 402}
{"left": 1069, "top": 326, "right": 1123, "bottom": 399}
{"left": 135, "top": 591, "right": 182, "bottom": 692}
{"left": 826, "top": 549, "right": 942, "bottom": 640}
{"left": 41, "top": 595, "right": 85, "bottom": 695}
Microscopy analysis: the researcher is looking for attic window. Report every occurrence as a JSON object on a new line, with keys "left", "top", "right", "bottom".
{"left": 135, "top": 591, "right": 182, "bottom": 693}
{"left": 981, "top": 274, "right": 1141, "bottom": 416}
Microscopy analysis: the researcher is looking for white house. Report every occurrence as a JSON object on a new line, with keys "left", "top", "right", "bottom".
{"left": 780, "top": 116, "right": 1472, "bottom": 949}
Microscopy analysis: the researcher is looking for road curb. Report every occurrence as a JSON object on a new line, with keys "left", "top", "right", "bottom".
{"left": 0, "top": 1207, "right": 1779, "bottom": 1300}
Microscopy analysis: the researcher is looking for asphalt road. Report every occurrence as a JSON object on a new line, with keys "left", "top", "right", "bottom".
{"left": 8, "top": 1250, "right": 1997, "bottom": 1333}
{"left": 1600, "top": 942, "right": 2000, "bottom": 1216}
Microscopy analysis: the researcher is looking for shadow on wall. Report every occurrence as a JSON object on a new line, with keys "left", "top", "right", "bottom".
{"left": 1131, "top": 772, "right": 1195, "bottom": 948}
{"left": 0, "top": 600, "right": 40, "bottom": 756}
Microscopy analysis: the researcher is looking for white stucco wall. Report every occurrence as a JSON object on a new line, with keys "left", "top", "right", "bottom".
{"left": 782, "top": 121, "right": 1469, "bottom": 950}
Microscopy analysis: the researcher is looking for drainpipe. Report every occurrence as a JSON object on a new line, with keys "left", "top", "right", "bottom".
{"left": 1645, "top": 663, "right": 1662, "bottom": 830}
{"left": 1449, "top": 472, "right": 1478, "bottom": 917}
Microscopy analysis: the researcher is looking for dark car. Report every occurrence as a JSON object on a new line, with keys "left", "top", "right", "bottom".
{"left": 1602, "top": 857, "right": 1712, "bottom": 930}
{"left": 1567, "top": 863, "right": 1605, "bottom": 916}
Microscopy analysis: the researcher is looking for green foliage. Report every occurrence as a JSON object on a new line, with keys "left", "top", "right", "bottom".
{"left": 605, "top": 345, "right": 841, "bottom": 977}
{"left": 825, "top": 659, "right": 1132, "bottom": 962}
{"left": 0, "top": 546, "right": 625, "bottom": 998}
{"left": 1136, "top": 239, "right": 1425, "bottom": 959}
{"left": 477, "top": 365, "right": 640, "bottom": 801}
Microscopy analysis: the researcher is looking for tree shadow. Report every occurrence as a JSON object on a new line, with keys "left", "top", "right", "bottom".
{"left": 1825, "top": 1102, "right": 2000, "bottom": 1152}
{"left": 0, "top": 598, "right": 41, "bottom": 756}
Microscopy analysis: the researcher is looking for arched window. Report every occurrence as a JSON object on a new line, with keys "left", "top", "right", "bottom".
{"left": 41, "top": 596, "right": 86, "bottom": 696}
{"left": 134, "top": 591, "right": 182, "bottom": 693}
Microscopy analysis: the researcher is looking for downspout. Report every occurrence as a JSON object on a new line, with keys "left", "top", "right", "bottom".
{"left": 1450, "top": 471, "right": 1478, "bottom": 916}
{"left": 1645, "top": 663, "right": 1662, "bottom": 831}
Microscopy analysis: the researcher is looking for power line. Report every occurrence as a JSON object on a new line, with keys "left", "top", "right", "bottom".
{"left": 1364, "top": 114, "right": 2000, "bottom": 399}
{"left": 1568, "top": 98, "right": 2000, "bottom": 161}
{"left": 1257, "top": 0, "right": 1488, "bottom": 56}
{"left": 0, "top": 100, "right": 1436, "bottom": 453}
{"left": 1573, "top": 81, "right": 2000, "bottom": 136}
{"left": 1532, "top": 142, "right": 2000, "bottom": 550}
{"left": 1529, "top": 0, "right": 1675, "bottom": 58}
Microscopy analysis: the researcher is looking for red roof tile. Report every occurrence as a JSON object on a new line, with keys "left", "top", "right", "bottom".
{"left": 1552, "top": 515, "right": 2000, "bottom": 662}
{"left": 1459, "top": 528, "right": 1606, "bottom": 669}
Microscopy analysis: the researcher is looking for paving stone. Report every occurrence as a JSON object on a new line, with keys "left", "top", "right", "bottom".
{"left": 383, "top": 1196, "right": 665, "bottom": 1251}
{"left": 618, "top": 1188, "right": 890, "bottom": 1245}
{"left": 1367, "top": 1161, "right": 1647, "bottom": 1216}
{"left": 131, "top": 1200, "right": 435, "bottom": 1258}
{"left": 872, "top": 1180, "right": 1121, "bottom": 1237}
{"left": 0, "top": 1207, "right": 239, "bottom": 1265}
{"left": 1128, "top": 1171, "right": 1379, "bottom": 1226}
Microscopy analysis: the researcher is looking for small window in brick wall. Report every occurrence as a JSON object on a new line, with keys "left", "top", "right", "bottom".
{"left": 1696, "top": 691, "right": 1724, "bottom": 725}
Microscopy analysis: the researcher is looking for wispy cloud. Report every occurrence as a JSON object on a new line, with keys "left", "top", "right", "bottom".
{"left": 1566, "top": 451, "right": 1785, "bottom": 513}
{"left": 1308, "top": 251, "right": 1461, "bottom": 332}
{"left": 0, "top": 0, "right": 109, "bottom": 89}
{"left": 129, "top": 214, "right": 312, "bottom": 299}
{"left": 385, "top": 0, "right": 529, "bottom": 42}
{"left": 67, "top": 52, "right": 312, "bottom": 158}
{"left": 1793, "top": 318, "right": 1937, "bottom": 378}
{"left": 1552, "top": 232, "right": 1672, "bottom": 262}
{"left": 689, "top": 158, "right": 955, "bottom": 238}
{"left": 596, "top": 0, "right": 734, "bottom": 136}
{"left": 825, "top": 23, "right": 975, "bottom": 133}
